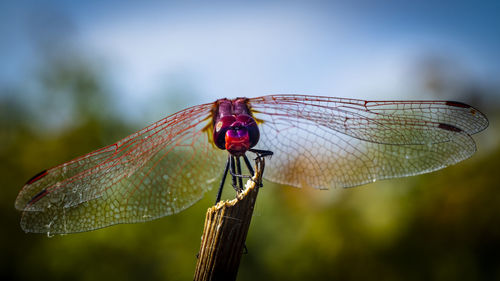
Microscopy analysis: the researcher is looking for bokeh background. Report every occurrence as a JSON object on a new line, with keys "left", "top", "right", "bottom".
{"left": 1, "top": 1, "right": 499, "bottom": 280}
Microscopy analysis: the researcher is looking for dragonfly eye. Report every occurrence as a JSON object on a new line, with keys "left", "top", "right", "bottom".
{"left": 235, "top": 114, "right": 259, "bottom": 148}
{"left": 213, "top": 116, "right": 236, "bottom": 149}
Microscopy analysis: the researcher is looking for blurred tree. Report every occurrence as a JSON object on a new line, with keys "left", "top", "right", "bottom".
{"left": 2, "top": 8, "right": 499, "bottom": 281}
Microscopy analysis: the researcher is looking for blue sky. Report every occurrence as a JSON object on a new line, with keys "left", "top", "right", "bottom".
{"left": 1, "top": 1, "right": 499, "bottom": 121}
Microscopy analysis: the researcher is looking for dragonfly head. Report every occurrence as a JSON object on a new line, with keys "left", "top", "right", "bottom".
{"left": 213, "top": 114, "right": 260, "bottom": 156}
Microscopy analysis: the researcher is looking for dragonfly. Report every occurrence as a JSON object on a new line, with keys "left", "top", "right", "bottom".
{"left": 15, "top": 95, "right": 488, "bottom": 235}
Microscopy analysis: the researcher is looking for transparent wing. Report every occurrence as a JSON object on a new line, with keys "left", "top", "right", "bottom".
{"left": 16, "top": 102, "right": 226, "bottom": 234}
{"left": 249, "top": 95, "right": 488, "bottom": 189}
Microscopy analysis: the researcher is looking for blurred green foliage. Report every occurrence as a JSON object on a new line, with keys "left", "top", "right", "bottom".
{"left": 1, "top": 56, "right": 499, "bottom": 281}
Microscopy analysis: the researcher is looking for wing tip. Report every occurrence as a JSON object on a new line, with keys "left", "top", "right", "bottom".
{"left": 25, "top": 169, "right": 48, "bottom": 185}
{"left": 446, "top": 100, "right": 489, "bottom": 133}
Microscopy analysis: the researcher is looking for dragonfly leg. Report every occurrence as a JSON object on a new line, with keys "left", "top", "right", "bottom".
{"left": 229, "top": 162, "right": 252, "bottom": 181}
{"left": 229, "top": 156, "right": 239, "bottom": 193}
{"left": 243, "top": 154, "right": 254, "bottom": 177}
{"left": 215, "top": 156, "right": 231, "bottom": 204}
{"left": 236, "top": 156, "right": 244, "bottom": 191}
{"left": 248, "top": 148, "right": 274, "bottom": 160}
{"left": 248, "top": 149, "right": 273, "bottom": 186}
{"left": 243, "top": 153, "right": 264, "bottom": 187}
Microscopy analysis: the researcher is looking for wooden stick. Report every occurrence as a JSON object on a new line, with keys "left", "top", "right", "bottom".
{"left": 193, "top": 157, "right": 264, "bottom": 281}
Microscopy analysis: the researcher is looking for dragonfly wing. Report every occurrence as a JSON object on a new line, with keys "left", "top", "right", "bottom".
{"left": 16, "top": 102, "right": 225, "bottom": 234}
{"left": 249, "top": 95, "right": 488, "bottom": 189}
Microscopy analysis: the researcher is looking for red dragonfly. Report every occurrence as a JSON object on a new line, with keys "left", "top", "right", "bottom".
{"left": 15, "top": 95, "right": 488, "bottom": 235}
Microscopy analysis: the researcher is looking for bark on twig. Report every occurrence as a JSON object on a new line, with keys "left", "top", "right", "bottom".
{"left": 193, "top": 157, "right": 264, "bottom": 281}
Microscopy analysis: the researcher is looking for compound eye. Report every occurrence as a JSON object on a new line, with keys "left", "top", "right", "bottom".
{"left": 213, "top": 116, "right": 236, "bottom": 150}
{"left": 235, "top": 114, "right": 259, "bottom": 147}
